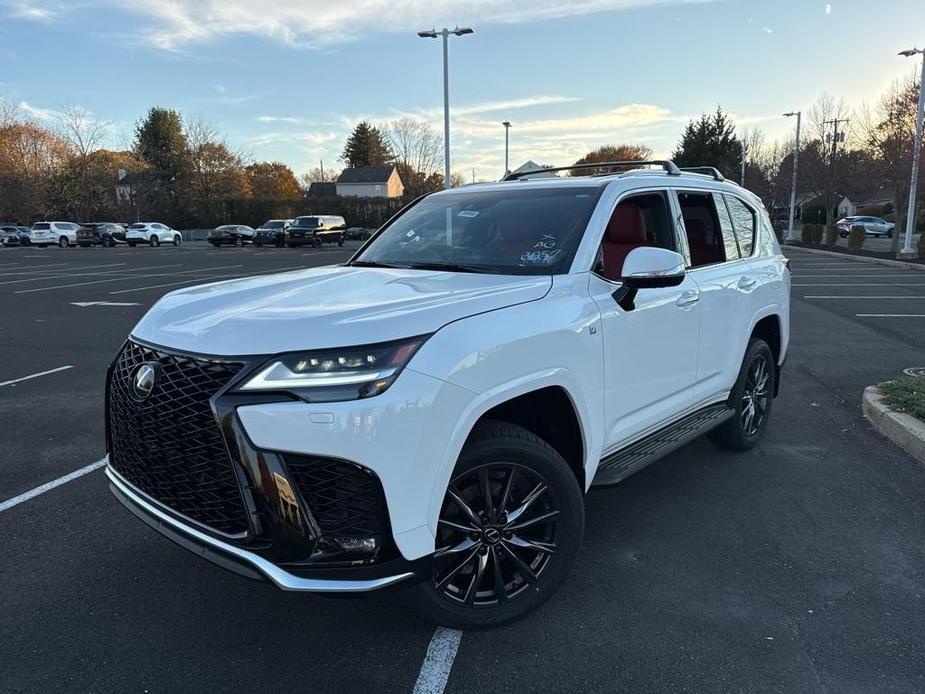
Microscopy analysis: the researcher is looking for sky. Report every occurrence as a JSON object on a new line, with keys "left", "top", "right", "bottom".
{"left": 0, "top": 0, "right": 922, "bottom": 181}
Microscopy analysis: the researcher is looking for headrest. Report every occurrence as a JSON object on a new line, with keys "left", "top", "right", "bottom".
{"left": 607, "top": 202, "right": 647, "bottom": 244}
{"left": 684, "top": 218, "right": 707, "bottom": 244}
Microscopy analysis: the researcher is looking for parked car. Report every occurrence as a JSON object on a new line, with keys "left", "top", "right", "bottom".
{"left": 0, "top": 225, "right": 28, "bottom": 246}
{"left": 836, "top": 216, "right": 894, "bottom": 238}
{"left": 253, "top": 219, "right": 292, "bottom": 247}
{"left": 30, "top": 221, "right": 80, "bottom": 248}
{"left": 104, "top": 161, "right": 790, "bottom": 629}
{"left": 77, "top": 223, "right": 127, "bottom": 248}
{"left": 285, "top": 215, "right": 347, "bottom": 247}
{"left": 346, "top": 227, "right": 373, "bottom": 241}
{"left": 208, "top": 225, "right": 255, "bottom": 247}
{"left": 125, "top": 222, "right": 181, "bottom": 247}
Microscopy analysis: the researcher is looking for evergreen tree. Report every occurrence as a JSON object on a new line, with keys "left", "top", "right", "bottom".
{"left": 672, "top": 106, "right": 743, "bottom": 179}
{"left": 341, "top": 121, "right": 393, "bottom": 168}
{"left": 133, "top": 107, "right": 188, "bottom": 182}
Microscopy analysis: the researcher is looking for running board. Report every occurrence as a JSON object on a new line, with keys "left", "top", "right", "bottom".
{"left": 592, "top": 403, "right": 734, "bottom": 487}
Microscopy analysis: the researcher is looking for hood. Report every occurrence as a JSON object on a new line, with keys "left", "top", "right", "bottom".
{"left": 131, "top": 265, "right": 551, "bottom": 356}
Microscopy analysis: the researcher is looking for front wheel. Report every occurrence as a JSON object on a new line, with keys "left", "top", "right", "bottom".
{"left": 708, "top": 338, "right": 775, "bottom": 451}
{"left": 173, "top": 235, "right": 181, "bottom": 246}
{"left": 402, "top": 420, "right": 584, "bottom": 629}
{"left": 59, "top": 236, "right": 69, "bottom": 248}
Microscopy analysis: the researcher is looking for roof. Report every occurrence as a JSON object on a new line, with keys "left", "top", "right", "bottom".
{"left": 308, "top": 181, "right": 337, "bottom": 197}
{"left": 337, "top": 165, "right": 397, "bottom": 184}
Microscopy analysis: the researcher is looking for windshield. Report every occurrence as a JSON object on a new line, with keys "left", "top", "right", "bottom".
{"left": 293, "top": 217, "right": 320, "bottom": 228}
{"left": 352, "top": 186, "right": 601, "bottom": 274}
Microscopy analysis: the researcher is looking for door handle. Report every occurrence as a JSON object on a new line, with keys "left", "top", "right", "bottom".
{"left": 676, "top": 290, "right": 700, "bottom": 307}
{"left": 738, "top": 276, "right": 757, "bottom": 290}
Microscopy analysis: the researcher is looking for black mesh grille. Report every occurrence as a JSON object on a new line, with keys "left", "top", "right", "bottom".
{"left": 108, "top": 340, "right": 249, "bottom": 536}
{"left": 286, "top": 457, "right": 387, "bottom": 540}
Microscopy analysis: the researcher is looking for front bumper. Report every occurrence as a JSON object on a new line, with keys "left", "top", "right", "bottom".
{"left": 107, "top": 462, "right": 416, "bottom": 592}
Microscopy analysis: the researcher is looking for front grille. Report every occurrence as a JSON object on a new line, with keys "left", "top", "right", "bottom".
{"left": 108, "top": 340, "right": 249, "bottom": 536}
{"left": 285, "top": 457, "right": 387, "bottom": 541}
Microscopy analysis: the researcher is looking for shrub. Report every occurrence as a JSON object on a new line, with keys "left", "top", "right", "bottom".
{"left": 824, "top": 223, "right": 838, "bottom": 245}
{"left": 848, "top": 223, "right": 866, "bottom": 250}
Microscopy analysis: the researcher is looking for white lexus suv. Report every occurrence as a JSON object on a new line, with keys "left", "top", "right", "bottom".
{"left": 125, "top": 222, "right": 181, "bottom": 247}
{"left": 105, "top": 161, "right": 790, "bottom": 629}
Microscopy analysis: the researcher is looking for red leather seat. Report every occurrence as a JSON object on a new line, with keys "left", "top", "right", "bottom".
{"left": 685, "top": 219, "right": 718, "bottom": 266}
{"left": 602, "top": 201, "right": 651, "bottom": 280}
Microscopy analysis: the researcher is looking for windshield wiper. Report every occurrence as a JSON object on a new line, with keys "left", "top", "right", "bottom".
{"left": 407, "top": 262, "right": 496, "bottom": 274}
{"left": 348, "top": 260, "right": 402, "bottom": 269}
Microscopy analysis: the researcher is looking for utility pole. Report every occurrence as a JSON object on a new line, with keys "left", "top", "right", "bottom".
{"left": 418, "top": 26, "right": 474, "bottom": 189}
{"left": 502, "top": 121, "right": 511, "bottom": 176}
{"left": 899, "top": 47, "right": 925, "bottom": 257}
{"left": 823, "top": 117, "right": 849, "bottom": 226}
{"left": 784, "top": 111, "right": 802, "bottom": 242}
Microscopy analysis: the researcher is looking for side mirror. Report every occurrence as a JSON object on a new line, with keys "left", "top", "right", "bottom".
{"left": 612, "top": 247, "right": 686, "bottom": 311}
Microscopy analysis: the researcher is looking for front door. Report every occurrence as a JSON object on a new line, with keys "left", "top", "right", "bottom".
{"left": 588, "top": 190, "right": 700, "bottom": 452}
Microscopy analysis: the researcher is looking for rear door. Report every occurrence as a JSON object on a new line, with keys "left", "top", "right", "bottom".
{"left": 673, "top": 189, "right": 759, "bottom": 404}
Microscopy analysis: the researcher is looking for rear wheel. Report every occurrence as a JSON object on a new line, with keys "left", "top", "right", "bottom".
{"left": 338, "top": 234, "right": 345, "bottom": 247}
{"left": 403, "top": 420, "right": 584, "bottom": 629}
{"left": 58, "top": 236, "right": 69, "bottom": 248}
{"left": 234, "top": 236, "right": 242, "bottom": 247}
{"left": 708, "top": 338, "right": 775, "bottom": 451}
{"left": 149, "top": 235, "right": 160, "bottom": 247}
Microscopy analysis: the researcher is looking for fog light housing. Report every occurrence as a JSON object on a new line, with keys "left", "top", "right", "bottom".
{"left": 336, "top": 537, "right": 379, "bottom": 555}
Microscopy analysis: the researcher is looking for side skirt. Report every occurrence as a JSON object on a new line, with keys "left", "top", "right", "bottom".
{"left": 592, "top": 403, "right": 734, "bottom": 487}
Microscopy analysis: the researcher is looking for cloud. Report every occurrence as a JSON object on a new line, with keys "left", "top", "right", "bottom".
{"left": 8, "top": 2, "right": 57, "bottom": 22}
{"left": 825, "top": 3, "right": 831, "bottom": 14}
{"left": 18, "top": 100, "right": 62, "bottom": 120}
{"left": 17, "top": 0, "right": 714, "bottom": 50}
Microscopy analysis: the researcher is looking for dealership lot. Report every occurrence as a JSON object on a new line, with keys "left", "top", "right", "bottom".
{"left": 2, "top": 245, "right": 924, "bottom": 693}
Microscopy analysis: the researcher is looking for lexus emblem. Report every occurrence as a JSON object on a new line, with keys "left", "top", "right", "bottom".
{"left": 131, "top": 362, "right": 158, "bottom": 401}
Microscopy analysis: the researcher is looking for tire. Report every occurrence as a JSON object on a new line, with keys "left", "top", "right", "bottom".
{"left": 402, "top": 420, "right": 584, "bottom": 629}
{"left": 234, "top": 236, "right": 242, "bottom": 247}
{"left": 173, "top": 235, "right": 181, "bottom": 247}
{"left": 104, "top": 236, "right": 115, "bottom": 248}
{"left": 338, "top": 234, "right": 344, "bottom": 247}
{"left": 58, "top": 236, "right": 69, "bottom": 248}
{"left": 149, "top": 235, "right": 160, "bottom": 247}
{"left": 708, "top": 338, "right": 775, "bottom": 451}
{"left": 127, "top": 242, "right": 137, "bottom": 248}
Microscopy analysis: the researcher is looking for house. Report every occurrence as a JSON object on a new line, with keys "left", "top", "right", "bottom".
{"left": 307, "top": 181, "right": 337, "bottom": 197}
{"left": 336, "top": 165, "right": 404, "bottom": 198}
{"left": 510, "top": 160, "right": 557, "bottom": 179}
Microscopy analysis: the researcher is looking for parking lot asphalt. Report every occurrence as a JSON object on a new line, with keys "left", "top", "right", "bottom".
{"left": 2, "top": 243, "right": 923, "bottom": 693}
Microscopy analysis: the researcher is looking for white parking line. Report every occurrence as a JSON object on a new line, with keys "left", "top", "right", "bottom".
{"left": 0, "top": 459, "right": 106, "bottom": 513}
{"left": 13, "top": 264, "right": 243, "bottom": 294}
{"left": 412, "top": 627, "right": 463, "bottom": 694}
{"left": 0, "top": 365, "right": 74, "bottom": 388}
{"left": 856, "top": 314, "right": 925, "bottom": 318}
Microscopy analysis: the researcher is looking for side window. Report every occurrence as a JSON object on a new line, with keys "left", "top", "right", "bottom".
{"left": 713, "top": 194, "right": 741, "bottom": 261}
{"left": 596, "top": 191, "right": 676, "bottom": 281}
{"left": 677, "top": 191, "right": 728, "bottom": 267}
{"left": 725, "top": 196, "right": 756, "bottom": 257}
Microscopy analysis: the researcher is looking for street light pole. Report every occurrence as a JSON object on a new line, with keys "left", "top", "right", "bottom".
{"left": 418, "top": 26, "right": 474, "bottom": 190}
{"left": 502, "top": 121, "right": 511, "bottom": 176}
{"left": 899, "top": 47, "right": 925, "bottom": 257}
{"left": 784, "top": 111, "right": 802, "bottom": 242}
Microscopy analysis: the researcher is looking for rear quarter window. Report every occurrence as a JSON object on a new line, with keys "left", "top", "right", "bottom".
{"left": 725, "top": 195, "right": 756, "bottom": 257}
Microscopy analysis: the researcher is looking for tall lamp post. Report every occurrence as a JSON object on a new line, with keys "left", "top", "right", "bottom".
{"left": 502, "top": 121, "right": 511, "bottom": 176}
{"left": 417, "top": 26, "right": 474, "bottom": 189}
{"left": 784, "top": 111, "right": 802, "bottom": 242}
{"left": 899, "top": 47, "right": 925, "bottom": 257}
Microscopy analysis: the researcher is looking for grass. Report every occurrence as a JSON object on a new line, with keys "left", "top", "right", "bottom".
{"left": 879, "top": 376, "right": 925, "bottom": 420}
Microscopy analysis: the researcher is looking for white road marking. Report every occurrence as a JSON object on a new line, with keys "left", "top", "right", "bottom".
{"left": 0, "top": 365, "right": 74, "bottom": 388}
{"left": 71, "top": 301, "right": 141, "bottom": 307}
{"left": 804, "top": 295, "right": 925, "bottom": 299}
{"left": 108, "top": 266, "right": 306, "bottom": 295}
{"left": 0, "top": 262, "right": 126, "bottom": 277}
{"left": 412, "top": 627, "right": 463, "bottom": 694}
{"left": 856, "top": 314, "right": 925, "bottom": 318}
{"left": 0, "top": 459, "right": 106, "bottom": 513}
{"left": 13, "top": 264, "right": 243, "bottom": 294}
{"left": 0, "top": 263, "right": 182, "bottom": 286}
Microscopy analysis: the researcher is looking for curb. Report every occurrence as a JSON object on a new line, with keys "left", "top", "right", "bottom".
{"left": 862, "top": 386, "right": 925, "bottom": 463}
{"left": 784, "top": 245, "right": 925, "bottom": 271}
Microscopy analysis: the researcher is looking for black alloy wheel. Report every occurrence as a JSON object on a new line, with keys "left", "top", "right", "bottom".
{"left": 403, "top": 420, "right": 584, "bottom": 629}
{"left": 708, "top": 338, "right": 775, "bottom": 450}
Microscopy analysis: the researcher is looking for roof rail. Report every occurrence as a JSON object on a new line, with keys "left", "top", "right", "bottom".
{"left": 679, "top": 166, "right": 725, "bottom": 182}
{"left": 503, "top": 160, "right": 682, "bottom": 181}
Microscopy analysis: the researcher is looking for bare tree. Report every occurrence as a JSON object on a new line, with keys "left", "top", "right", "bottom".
{"left": 803, "top": 92, "right": 854, "bottom": 227}
{"left": 385, "top": 117, "right": 442, "bottom": 176}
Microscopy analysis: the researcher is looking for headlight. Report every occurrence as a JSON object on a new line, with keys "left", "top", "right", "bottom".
{"left": 238, "top": 336, "right": 427, "bottom": 402}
